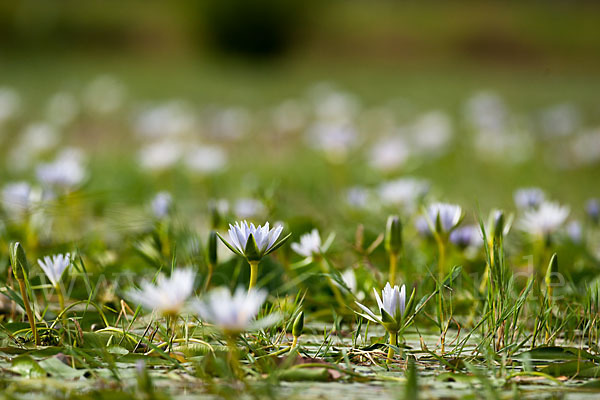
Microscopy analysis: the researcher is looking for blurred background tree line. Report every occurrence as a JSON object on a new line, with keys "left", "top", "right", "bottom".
{"left": 1, "top": 0, "right": 599, "bottom": 70}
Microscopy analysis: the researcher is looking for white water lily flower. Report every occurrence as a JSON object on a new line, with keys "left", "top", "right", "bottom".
{"left": 520, "top": 201, "right": 569, "bottom": 238}
{"left": 38, "top": 253, "right": 72, "bottom": 287}
{"left": 291, "top": 229, "right": 322, "bottom": 258}
{"left": 514, "top": 187, "right": 545, "bottom": 210}
{"left": 355, "top": 283, "right": 412, "bottom": 333}
{"left": 126, "top": 268, "right": 195, "bottom": 315}
{"left": 218, "top": 221, "right": 289, "bottom": 261}
{"left": 193, "top": 287, "right": 278, "bottom": 332}
{"left": 425, "top": 203, "right": 463, "bottom": 234}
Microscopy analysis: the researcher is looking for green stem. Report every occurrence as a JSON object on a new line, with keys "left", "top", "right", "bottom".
{"left": 56, "top": 284, "right": 65, "bottom": 313}
{"left": 436, "top": 237, "right": 447, "bottom": 282}
{"left": 319, "top": 258, "right": 345, "bottom": 308}
{"left": 226, "top": 333, "right": 243, "bottom": 379}
{"left": 436, "top": 236, "right": 447, "bottom": 354}
{"left": 18, "top": 278, "right": 39, "bottom": 345}
{"left": 204, "top": 264, "right": 214, "bottom": 292}
{"left": 56, "top": 284, "right": 68, "bottom": 337}
{"left": 389, "top": 252, "right": 398, "bottom": 286}
{"left": 289, "top": 336, "right": 299, "bottom": 354}
{"left": 248, "top": 261, "right": 259, "bottom": 291}
{"left": 546, "top": 285, "right": 554, "bottom": 344}
{"left": 167, "top": 314, "right": 178, "bottom": 352}
{"left": 387, "top": 331, "right": 398, "bottom": 363}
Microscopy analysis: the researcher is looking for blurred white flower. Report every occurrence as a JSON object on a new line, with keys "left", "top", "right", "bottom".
{"left": 539, "top": 103, "right": 580, "bottom": 139}
{"left": 368, "top": 137, "right": 410, "bottom": 172}
{"left": 311, "top": 87, "right": 359, "bottom": 123}
{"left": 345, "top": 186, "right": 371, "bottom": 209}
{"left": 138, "top": 140, "right": 183, "bottom": 171}
{"left": 271, "top": 99, "right": 307, "bottom": 134}
{"left": 567, "top": 220, "right": 582, "bottom": 243}
{"left": 473, "top": 128, "right": 534, "bottom": 165}
{"left": 341, "top": 269, "right": 357, "bottom": 294}
{"left": 126, "top": 268, "right": 195, "bottom": 315}
{"left": 234, "top": 198, "right": 266, "bottom": 218}
{"left": 134, "top": 101, "right": 196, "bottom": 139}
{"left": 84, "top": 75, "right": 125, "bottom": 115}
{"left": 9, "top": 122, "right": 60, "bottom": 171}
{"left": 208, "top": 107, "right": 250, "bottom": 140}
{"left": 291, "top": 229, "right": 322, "bottom": 258}
{"left": 520, "top": 201, "right": 569, "bottom": 238}
{"left": 184, "top": 145, "right": 227, "bottom": 174}
{"left": 514, "top": 187, "right": 545, "bottom": 210}
{"left": 209, "top": 198, "right": 230, "bottom": 216}
{"left": 37, "top": 253, "right": 71, "bottom": 286}
{"left": 2, "top": 182, "right": 33, "bottom": 215}
{"left": 410, "top": 111, "right": 453, "bottom": 155}
{"left": 464, "top": 91, "right": 507, "bottom": 133}
{"left": 193, "top": 287, "right": 276, "bottom": 332}
{"left": 378, "top": 178, "right": 429, "bottom": 210}
{"left": 151, "top": 191, "right": 172, "bottom": 219}
{"left": 307, "top": 121, "right": 358, "bottom": 163}
{"left": 425, "top": 203, "right": 463, "bottom": 234}
{"left": 587, "top": 198, "right": 599, "bottom": 223}
{"left": 449, "top": 225, "right": 483, "bottom": 249}
{"left": 36, "top": 152, "right": 86, "bottom": 190}
{"left": 570, "top": 129, "right": 600, "bottom": 167}
{"left": 46, "top": 92, "right": 79, "bottom": 127}
{"left": 414, "top": 216, "right": 432, "bottom": 237}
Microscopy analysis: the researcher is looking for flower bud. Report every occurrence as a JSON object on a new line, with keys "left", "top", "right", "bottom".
{"left": 384, "top": 215, "right": 402, "bottom": 255}
{"left": 292, "top": 311, "right": 304, "bottom": 338}
{"left": 545, "top": 253, "right": 559, "bottom": 287}
{"left": 207, "top": 231, "right": 218, "bottom": 266}
{"left": 9, "top": 242, "right": 28, "bottom": 280}
{"left": 208, "top": 200, "right": 225, "bottom": 229}
{"left": 243, "top": 233, "right": 261, "bottom": 261}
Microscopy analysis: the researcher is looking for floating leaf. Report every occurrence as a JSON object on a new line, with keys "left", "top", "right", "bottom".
{"left": 11, "top": 355, "right": 46, "bottom": 378}
{"left": 516, "top": 346, "right": 598, "bottom": 362}
{"left": 540, "top": 360, "right": 600, "bottom": 378}
{"left": 278, "top": 367, "right": 332, "bottom": 382}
